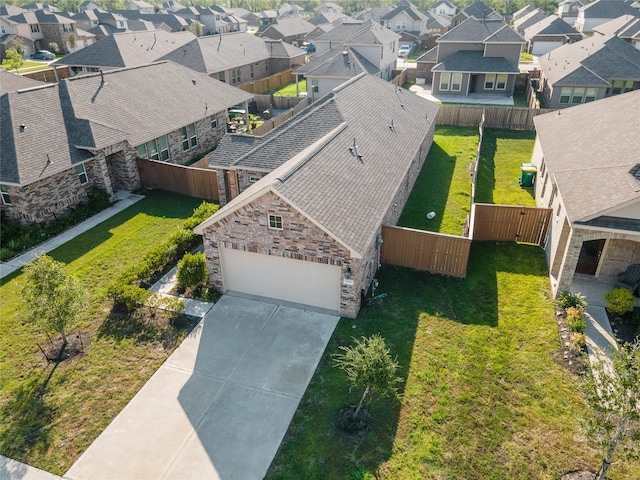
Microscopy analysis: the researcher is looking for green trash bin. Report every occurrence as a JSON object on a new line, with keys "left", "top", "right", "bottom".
{"left": 520, "top": 163, "right": 537, "bottom": 187}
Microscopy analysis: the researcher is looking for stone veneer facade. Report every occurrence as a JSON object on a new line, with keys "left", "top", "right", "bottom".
{"left": 202, "top": 121, "right": 436, "bottom": 317}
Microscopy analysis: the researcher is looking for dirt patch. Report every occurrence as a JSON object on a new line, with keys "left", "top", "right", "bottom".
{"left": 607, "top": 307, "right": 640, "bottom": 346}
{"left": 554, "top": 308, "right": 588, "bottom": 376}
{"left": 38, "top": 331, "right": 90, "bottom": 364}
{"left": 559, "top": 470, "right": 597, "bottom": 480}
{"left": 336, "top": 405, "right": 372, "bottom": 438}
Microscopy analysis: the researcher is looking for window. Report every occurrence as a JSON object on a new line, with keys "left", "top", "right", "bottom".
{"left": 118, "top": 21, "right": 125, "bottom": 28}
{"left": 250, "top": 64, "right": 254, "bottom": 78}
{"left": 30, "top": 24, "right": 40, "bottom": 33}
{"left": 218, "top": 71, "right": 225, "bottom": 83}
{"left": 571, "top": 87, "right": 584, "bottom": 104}
{"left": 1, "top": 24, "right": 5, "bottom": 34}
{"left": 439, "top": 72, "right": 451, "bottom": 91}
{"left": 232, "top": 68, "right": 240, "bottom": 83}
{"left": 181, "top": 123, "right": 197, "bottom": 151}
{"left": 137, "top": 135, "right": 169, "bottom": 161}
{"left": 76, "top": 164, "right": 88, "bottom": 185}
{"left": 451, "top": 72, "right": 462, "bottom": 91}
{"left": 556, "top": 203, "right": 562, "bottom": 217}
{"left": 249, "top": 176, "right": 260, "bottom": 183}
{"left": 484, "top": 74, "right": 495, "bottom": 90}
{"left": 268, "top": 214, "right": 283, "bottom": 230}
{"left": 585, "top": 88, "right": 597, "bottom": 103}
{"left": 496, "top": 74, "right": 507, "bottom": 90}
{"left": 559, "top": 87, "right": 571, "bottom": 104}
{"left": 211, "top": 116, "right": 218, "bottom": 129}
{"left": 63, "top": 23, "right": 73, "bottom": 32}
{"left": 0, "top": 185, "right": 11, "bottom": 205}
{"left": 396, "top": 20, "right": 407, "bottom": 30}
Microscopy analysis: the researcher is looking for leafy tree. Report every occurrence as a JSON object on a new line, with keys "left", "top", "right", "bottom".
{"left": 333, "top": 334, "right": 402, "bottom": 418}
{"left": 48, "top": 42, "right": 60, "bottom": 54}
{"left": 580, "top": 342, "right": 640, "bottom": 480}
{"left": 67, "top": 32, "right": 77, "bottom": 50}
{"left": 177, "top": 251, "right": 208, "bottom": 289}
{"left": 22, "top": 255, "right": 86, "bottom": 349}
{"left": 193, "top": 21, "right": 202, "bottom": 37}
{"left": 2, "top": 48, "right": 25, "bottom": 73}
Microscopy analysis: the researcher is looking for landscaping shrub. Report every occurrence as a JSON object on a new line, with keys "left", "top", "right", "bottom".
{"left": 155, "top": 296, "right": 186, "bottom": 321}
{"left": 109, "top": 284, "right": 152, "bottom": 313}
{"left": 177, "top": 252, "right": 208, "bottom": 288}
{"left": 604, "top": 287, "right": 635, "bottom": 317}
{"left": 182, "top": 201, "right": 218, "bottom": 230}
{"left": 557, "top": 290, "right": 587, "bottom": 312}
{"left": 569, "top": 332, "right": 586, "bottom": 352}
{"left": 566, "top": 307, "right": 586, "bottom": 334}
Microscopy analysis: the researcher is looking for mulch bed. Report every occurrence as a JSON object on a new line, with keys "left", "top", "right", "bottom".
{"left": 38, "top": 332, "right": 91, "bottom": 364}
{"left": 554, "top": 308, "right": 588, "bottom": 376}
{"left": 607, "top": 307, "right": 639, "bottom": 346}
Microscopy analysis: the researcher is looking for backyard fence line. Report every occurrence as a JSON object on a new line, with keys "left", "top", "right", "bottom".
{"left": 136, "top": 159, "right": 219, "bottom": 201}
{"left": 250, "top": 96, "right": 311, "bottom": 136}
{"left": 237, "top": 68, "right": 296, "bottom": 95}
{"left": 22, "top": 65, "right": 71, "bottom": 83}
{"left": 435, "top": 104, "right": 553, "bottom": 130}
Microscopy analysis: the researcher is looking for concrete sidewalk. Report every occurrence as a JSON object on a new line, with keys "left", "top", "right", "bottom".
{"left": 0, "top": 456, "right": 63, "bottom": 480}
{"left": 0, "top": 191, "right": 144, "bottom": 279}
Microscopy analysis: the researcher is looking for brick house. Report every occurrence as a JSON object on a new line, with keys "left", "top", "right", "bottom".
{"left": 194, "top": 73, "right": 439, "bottom": 317}
{"left": 522, "top": 15, "right": 582, "bottom": 56}
{"left": 0, "top": 61, "right": 252, "bottom": 225}
{"left": 530, "top": 90, "right": 640, "bottom": 297}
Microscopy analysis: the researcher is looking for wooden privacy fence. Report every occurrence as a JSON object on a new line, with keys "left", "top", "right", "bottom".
{"left": 252, "top": 94, "right": 308, "bottom": 111}
{"left": 136, "top": 159, "right": 218, "bottom": 201}
{"left": 435, "top": 105, "right": 553, "bottom": 130}
{"left": 23, "top": 65, "right": 71, "bottom": 83}
{"left": 380, "top": 225, "right": 472, "bottom": 278}
{"left": 250, "top": 96, "right": 311, "bottom": 136}
{"left": 237, "top": 69, "right": 295, "bottom": 94}
{"left": 472, "top": 204, "right": 552, "bottom": 244}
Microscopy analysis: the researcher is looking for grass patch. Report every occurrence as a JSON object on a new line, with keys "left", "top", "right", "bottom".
{"left": 268, "top": 242, "right": 640, "bottom": 479}
{"left": 398, "top": 126, "right": 477, "bottom": 235}
{"left": 520, "top": 52, "right": 534, "bottom": 62}
{"left": 0, "top": 190, "right": 204, "bottom": 474}
{"left": 265, "top": 79, "right": 306, "bottom": 96}
{"left": 475, "top": 128, "right": 536, "bottom": 206}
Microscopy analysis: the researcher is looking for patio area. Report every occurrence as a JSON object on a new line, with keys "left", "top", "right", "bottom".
{"left": 410, "top": 83, "right": 515, "bottom": 106}
{"left": 570, "top": 274, "right": 640, "bottom": 309}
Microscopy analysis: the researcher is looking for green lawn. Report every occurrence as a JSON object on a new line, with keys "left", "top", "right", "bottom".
{"left": 475, "top": 129, "right": 536, "bottom": 206}
{"left": 2, "top": 60, "right": 50, "bottom": 74}
{"left": 0, "top": 190, "right": 204, "bottom": 474}
{"left": 398, "top": 126, "right": 477, "bottom": 236}
{"left": 268, "top": 242, "right": 640, "bottom": 479}
{"left": 267, "top": 79, "right": 306, "bottom": 96}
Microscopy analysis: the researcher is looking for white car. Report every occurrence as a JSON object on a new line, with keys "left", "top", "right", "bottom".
{"left": 398, "top": 45, "right": 412, "bottom": 57}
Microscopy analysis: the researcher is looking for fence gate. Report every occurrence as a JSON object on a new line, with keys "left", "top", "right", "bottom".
{"left": 472, "top": 204, "right": 551, "bottom": 245}
{"left": 136, "top": 159, "right": 219, "bottom": 201}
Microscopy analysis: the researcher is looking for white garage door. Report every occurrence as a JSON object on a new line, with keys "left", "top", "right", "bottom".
{"left": 220, "top": 248, "right": 342, "bottom": 312}
{"left": 531, "top": 42, "right": 563, "bottom": 56}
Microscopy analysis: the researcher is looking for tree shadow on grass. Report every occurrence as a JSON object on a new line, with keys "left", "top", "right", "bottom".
{"left": 0, "top": 371, "right": 55, "bottom": 463}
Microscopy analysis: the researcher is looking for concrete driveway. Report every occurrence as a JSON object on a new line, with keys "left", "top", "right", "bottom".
{"left": 65, "top": 295, "right": 339, "bottom": 480}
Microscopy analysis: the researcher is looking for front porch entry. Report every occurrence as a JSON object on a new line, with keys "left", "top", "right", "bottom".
{"left": 575, "top": 239, "right": 606, "bottom": 276}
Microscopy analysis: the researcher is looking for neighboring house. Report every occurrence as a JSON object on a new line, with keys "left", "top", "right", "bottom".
{"left": 523, "top": 15, "right": 582, "bottom": 55}
{"left": 1, "top": 10, "right": 42, "bottom": 58}
{"left": 294, "top": 46, "right": 380, "bottom": 98}
{"left": 308, "top": 11, "right": 348, "bottom": 27}
{"left": 314, "top": 2, "right": 343, "bottom": 15}
{"left": 278, "top": 3, "right": 306, "bottom": 18}
{"left": 77, "top": 1, "right": 101, "bottom": 13}
{"left": 54, "top": 30, "right": 196, "bottom": 74}
{"left": 537, "top": 33, "right": 640, "bottom": 108}
{"left": 512, "top": 4, "right": 536, "bottom": 22}
{"left": 0, "top": 61, "right": 252, "bottom": 225}
{"left": 174, "top": 5, "right": 247, "bottom": 35}
{"left": 351, "top": 6, "right": 394, "bottom": 23}
{"left": 512, "top": 7, "right": 547, "bottom": 36}
{"left": 242, "top": 9, "right": 278, "bottom": 27}
{"left": 7, "top": 9, "right": 86, "bottom": 54}
{"left": 126, "top": 1, "right": 155, "bottom": 15}
{"left": 381, "top": 1, "right": 430, "bottom": 38}
{"left": 429, "top": 18, "right": 524, "bottom": 97}
{"left": 195, "top": 73, "right": 439, "bottom": 317}
{"left": 257, "top": 17, "right": 315, "bottom": 45}
{"left": 593, "top": 14, "right": 640, "bottom": 49}
{"left": 530, "top": 90, "right": 640, "bottom": 297}
{"left": 557, "top": 0, "right": 587, "bottom": 26}
{"left": 158, "top": 32, "right": 306, "bottom": 85}
{"left": 450, "top": 2, "right": 502, "bottom": 29}
{"left": 430, "top": 0, "right": 457, "bottom": 18}
{"left": 68, "top": 10, "right": 128, "bottom": 39}
{"left": 310, "top": 20, "right": 400, "bottom": 84}
{"left": 574, "top": 0, "right": 640, "bottom": 35}
{"left": 161, "top": 1, "right": 185, "bottom": 13}
{"left": 117, "top": 10, "right": 191, "bottom": 33}
{"left": 416, "top": 44, "right": 438, "bottom": 82}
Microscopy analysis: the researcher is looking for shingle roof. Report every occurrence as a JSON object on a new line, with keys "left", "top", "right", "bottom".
{"left": 580, "top": 0, "right": 640, "bottom": 19}
{"left": 198, "top": 73, "right": 440, "bottom": 256}
{"left": 258, "top": 17, "right": 315, "bottom": 37}
{"left": 416, "top": 45, "right": 438, "bottom": 62}
{"left": 461, "top": 1, "right": 501, "bottom": 20}
{"left": 294, "top": 47, "right": 379, "bottom": 78}
{"left": 513, "top": 8, "right": 547, "bottom": 32}
{"left": 55, "top": 30, "right": 195, "bottom": 68}
{"left": 117, "top": 11, "right": 190, "bottom": 30}
{"left": 439, "top": 18, "right": 522, "bottom": 43}
{"left": 308, "top": 12, "right": 347, "bottom": 26}
{"left": 381, "top": 4, "right": 427, "bottom": 22}
{"left": 534, "top": 90, "right": 640, "bottom": 222}
{"left": 159, "top": 33, "right": 304, "bottom": 74}
{"left": 538, "top": 34, "right": 640, "bottom": 86}
{"left": 523, "top": 15, "right": 582, "bottom": 40}
{"left": 0, "top": 70, "right": 46, "bottom": 94}
{"left": 593, "top": 14, "right": 640, "bottom": 39}
{"left": 1, "top": 61, "right": 252, "bottom": 186}
{"left": 432, "top": 50, "right": 520, "bottom": 73}
{"left": 512, "top": 4, "right": 536, "bottom": 20}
